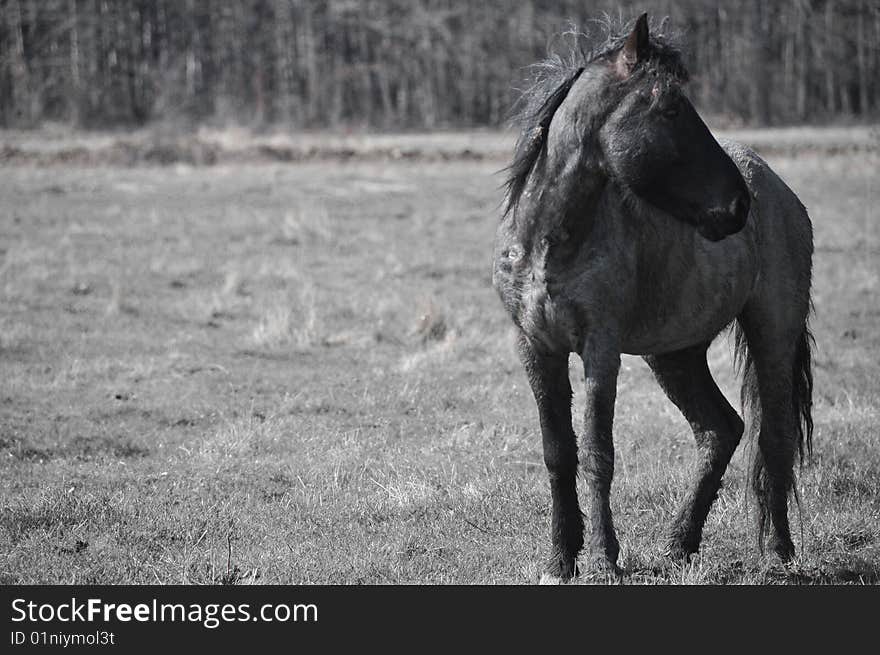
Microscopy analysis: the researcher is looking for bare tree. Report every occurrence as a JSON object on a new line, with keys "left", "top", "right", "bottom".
{"left": 1, "top": 0, "right": 877, "bottom": 128}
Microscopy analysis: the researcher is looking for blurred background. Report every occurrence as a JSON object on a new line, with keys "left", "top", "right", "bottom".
{"left": 1, "top": 0, "right": 878, "bottom": 131}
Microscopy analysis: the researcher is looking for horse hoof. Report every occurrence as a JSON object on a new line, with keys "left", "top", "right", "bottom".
{"left": 582, "top": 556, "right": 621, "bottom": 579}
{"left": 663, "top": 542, "right": 697, "bottom": 563}
{"left": 768, "top": 536, "right": 795, "bottom": 563}
{"left": 539, "top": 573, "right": 566, "bottom": 585}
{"left": 543, "top": 552, "right": 578, "bottom": 583}
{"left": 539, "top": 564, "right": 577, "bottom": 584}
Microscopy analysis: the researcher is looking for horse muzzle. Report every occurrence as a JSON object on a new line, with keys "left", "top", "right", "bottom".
{"left": 698, "top": 192, "right": 750, "bottom": 242}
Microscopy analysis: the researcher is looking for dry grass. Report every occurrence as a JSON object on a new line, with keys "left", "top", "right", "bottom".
{"left": 0, "top": 129, "right": 878, "bottom": 584}
{"left": 251, "top": 288, "right": 320, "bottom": 351}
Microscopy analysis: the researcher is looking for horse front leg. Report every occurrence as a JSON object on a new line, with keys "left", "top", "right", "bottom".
{"left": 580, "top": 337, "right": 621, "bottom": 574}
{"left": 517, "top": 333, "right": 583, "bottom": 583}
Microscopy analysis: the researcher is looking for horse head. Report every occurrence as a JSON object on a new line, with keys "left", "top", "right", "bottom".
{"left": 597, "top": 14, "right": 750, "bottom": 241}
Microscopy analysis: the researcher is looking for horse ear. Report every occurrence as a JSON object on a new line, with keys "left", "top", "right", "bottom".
{"left": 615, "top": 13, "right": 649, "bottom": 78}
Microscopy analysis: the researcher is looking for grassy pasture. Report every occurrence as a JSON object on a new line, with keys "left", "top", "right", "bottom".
{"left": 0, "top": 129, "right": 878, "bottom": 584}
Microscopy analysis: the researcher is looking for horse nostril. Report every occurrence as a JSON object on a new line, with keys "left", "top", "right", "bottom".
{"left": 730, "top": 193, "right": 750, "bottom": 225}
{"left": 702, "top": 193, "right": 750, "bottom": 241}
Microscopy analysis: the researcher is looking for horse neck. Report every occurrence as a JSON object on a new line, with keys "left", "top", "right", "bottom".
{"left": 513, "top": 142, "right": 606, "bottom": 248}
{"left": 596, "top": 179, "right": 703, "bottom": 279}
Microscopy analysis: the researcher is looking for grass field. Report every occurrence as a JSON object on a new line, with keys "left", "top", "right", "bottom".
{"left": 1, "top": 128, "right": 878, "bottom": 584}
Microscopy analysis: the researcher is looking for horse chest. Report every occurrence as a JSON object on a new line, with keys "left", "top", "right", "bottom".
{"left": 493, "top": 235, "right": 597, "bottom": 353}
{"left": 493, "top": 242, "right": 579, "bottom": 351}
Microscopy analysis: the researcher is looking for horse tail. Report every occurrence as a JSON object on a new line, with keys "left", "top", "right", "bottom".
{"left": 791, "top": 324, "right": 815, "bottom": 462}
{"left": 733, "top": 318, "right": 814, "bottom": 546}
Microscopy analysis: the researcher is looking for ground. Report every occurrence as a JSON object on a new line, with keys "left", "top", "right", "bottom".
{"left": 0, "top": 128, "right": 878, "bottom": 584}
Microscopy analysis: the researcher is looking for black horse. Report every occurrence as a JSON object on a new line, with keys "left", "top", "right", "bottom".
{"left": 492, "top": 14, "right": 814, "bottom": 582}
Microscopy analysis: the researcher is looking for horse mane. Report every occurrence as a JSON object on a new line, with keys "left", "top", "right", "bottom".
{"left": 503, "top": 15, "right": 688, "bottom": 217}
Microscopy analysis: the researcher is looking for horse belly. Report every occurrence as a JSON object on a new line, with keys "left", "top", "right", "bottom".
{"left": 621, "top": 233, "right": 758, "bottom": 355}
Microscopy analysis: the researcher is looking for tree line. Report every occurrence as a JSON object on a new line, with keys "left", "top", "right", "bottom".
{"left": 1, "top": 0, "right": 878, "bottom": 129}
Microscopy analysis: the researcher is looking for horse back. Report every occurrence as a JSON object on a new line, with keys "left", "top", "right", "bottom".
{"left": 719, "top": 139, "right": 814, "bottom": 321}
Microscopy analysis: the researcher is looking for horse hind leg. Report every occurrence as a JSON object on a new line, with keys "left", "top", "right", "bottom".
{"left": 736, "top": 309, "right": 813, "bottom": 562}
{"left": 644, "top": 343, "right": 745, "bottom": 559}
